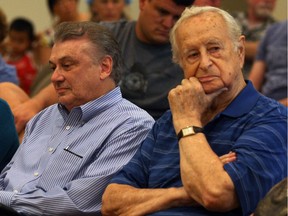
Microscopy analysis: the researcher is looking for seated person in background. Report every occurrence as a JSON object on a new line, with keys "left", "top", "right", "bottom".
{"left": 0, "top": 21, "right": 154, "bottom": 215}
{"left": 249, "top": 20, "right": 287, "bottom": 106}
{"left": 232, "top": 0, "right": 277, "bottom": 78}
{"left": 0, "top": 98, "right": 19, "bottom": 172}
{"left": 0, "top": 8, "right": 18, "bottom": 85}
{"left": 88, "top": 0, "right": 130, "bottom": 22}
{"left": 101, "top": 6, "right": 287, "bottom": 216}
{"left": 0, "top": 0, "right": 195, "bottom": 139}
{"left": 252, "top": 178, "right": 287, "bottom": 216}
{"left": 3, "top": 18, "right": 37, "bottom": 95}
{"left": 35, "top": 0, "right": 90, "bottom": 67}
{"left": 93, "top": 0, "right": 195, "bottom": 120}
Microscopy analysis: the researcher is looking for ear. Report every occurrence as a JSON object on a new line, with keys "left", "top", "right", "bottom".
{"left": 99, "top": 55, "right": 113, "bottom": 80}
{"left": 238, "top": 35, "right": 245, "bottom": 69}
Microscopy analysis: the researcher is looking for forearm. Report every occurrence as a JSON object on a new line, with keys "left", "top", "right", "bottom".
{"left": 245, "top": 41, "right": 259, "bottom": 60}
{"left": 178, "top": 134, "right": 239, "bottom": 211}
{"left": 0, "top": 188, "right": 85, "bottom": 215}
{"left": 279, "top": 97, "right": 288, "bottom": 106}
{"left": 248, "top": 61, "right": 266, "bottom": 91}
{"left": 102, "top": 184, "right": 196, "bottom": 216}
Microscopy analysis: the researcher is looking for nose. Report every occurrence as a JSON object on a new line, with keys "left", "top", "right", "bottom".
{"left": 199, "top": 52, "right": 212, "bottom": 71}
{"left": 51, "top": 67, "right": 65, "bottom": 83}
{"left": 106, "top": 2, "right": 115, "bottom": 9}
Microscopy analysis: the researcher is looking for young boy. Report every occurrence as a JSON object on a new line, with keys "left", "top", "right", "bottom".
{"left": 4, "top": 18, "right": 37, "bottom": 95}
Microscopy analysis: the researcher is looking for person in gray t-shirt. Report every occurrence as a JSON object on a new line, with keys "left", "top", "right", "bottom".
{"left": 101, "top": 0, "right": 195, "bottom": 119}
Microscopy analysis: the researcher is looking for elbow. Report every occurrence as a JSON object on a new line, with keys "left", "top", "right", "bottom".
{"left": 201, "top": 191, "right": 231, "bottom": 212}
{"left": 186, "top": 185, "right": 237, "bottom": 212}
{"left": 101, "top": 184, "right": 117, "bottom": 215}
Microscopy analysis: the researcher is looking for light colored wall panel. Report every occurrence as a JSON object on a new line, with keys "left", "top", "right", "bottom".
{"left": 0, "top": 0, "right": 285, "bottom": 34}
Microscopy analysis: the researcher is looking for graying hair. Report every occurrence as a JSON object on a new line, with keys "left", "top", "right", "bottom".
{"left": 54, "top": 21, "right": 123, "bottom": 84}
{"left": 170, "top": 6, "right": 242, "bottom": 65}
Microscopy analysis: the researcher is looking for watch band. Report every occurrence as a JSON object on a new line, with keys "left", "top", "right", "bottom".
{"left": 177, "top": 125, "right": 203, "bottom": 141}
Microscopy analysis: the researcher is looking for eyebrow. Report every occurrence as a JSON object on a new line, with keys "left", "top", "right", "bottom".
{"left": 49, "top": 56, "right": 76, "bottom": 64}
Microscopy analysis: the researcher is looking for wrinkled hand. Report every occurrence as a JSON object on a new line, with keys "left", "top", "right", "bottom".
{"left": 220, "top": 151, "right": 237, "bottom": 165}
{"left": 12, "top": 99, "right": 43, "bottom": 133}
{"left": 168, "top": 77, "right": 227, "bottom": 128}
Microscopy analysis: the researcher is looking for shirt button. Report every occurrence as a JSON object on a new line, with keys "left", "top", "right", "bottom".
{"left": 34, "top": 172, "right": 39, "bottom": 176}
{"left": 65, "top": 126, "right": 71, "bottom": 130}
{"left": 48, "top": 147, "right": 54, "bottom": 152}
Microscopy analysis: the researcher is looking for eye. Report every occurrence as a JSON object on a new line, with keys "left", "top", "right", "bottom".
{"left": 157, "top": 8, "right": 169, "bottom": 16}
{"left": 187, "top": 52, "right": 199, "bottom": 60}
{"left": 49, "top": 64, "right": 56, "bottom": 72}
{"left": 209, "top": 46, "right": 220, "bottom": 53}
{"left": 62, "top": 63, "right": 72, "bottom": 70}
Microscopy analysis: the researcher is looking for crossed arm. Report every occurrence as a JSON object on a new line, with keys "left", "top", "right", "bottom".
{"left": 101, "top": 152, "right": 236, "bottom": 216}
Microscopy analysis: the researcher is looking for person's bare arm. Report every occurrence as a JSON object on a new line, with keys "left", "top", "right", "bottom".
{"left": 102, "top": 185, "right": 195, "bottom": 216}
{"left": 248, "top": 61, "right": 266, "bottom": 91}
{"left": 168, "top": 77, "right": 239, "bottom": 211}
{"left": 101, "top": 151, "right": 236, "bottom": 215}
{"left": 278, "top": 97, "right": 288, "bottom": 106}
{"left": 12, "top": 83, "right": 57, "bottom": 133}
{"left": 245, "top": 41, "right": 259, "bottom": 60}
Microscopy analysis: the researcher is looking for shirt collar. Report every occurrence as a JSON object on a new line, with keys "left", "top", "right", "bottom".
{"left": 58, "top": 86, "right": 122, "bottom": 123}
{"left": 221, "top": 80, "right": 261, "bottom": 117}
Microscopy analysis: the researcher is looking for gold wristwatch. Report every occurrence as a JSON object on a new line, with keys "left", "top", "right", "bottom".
{"left": 177, "top": 126, "right": 203, "bottom": 141}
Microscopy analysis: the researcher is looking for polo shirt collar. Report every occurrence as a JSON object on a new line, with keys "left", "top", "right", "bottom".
{"left": 221, "top": 80, "right": 261, "bottom": 118}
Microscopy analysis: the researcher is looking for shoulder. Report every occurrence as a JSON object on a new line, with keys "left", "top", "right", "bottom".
{"left": 255, "top": 95, "right": 287, "bottom": 118}
{"left": 0, "top": 98, "right": 13, "bottom": 116}
{"left": 0, "top": 98, "right": 9, "bottom": 108}
{"left": 0, "top": 57, "right": 18, "bottom": 85}
{"left": 117, "top": 98, "right": 155, "bottom": 126}
{"left": 99, "top": 20, "right": 135, "bottom": 37}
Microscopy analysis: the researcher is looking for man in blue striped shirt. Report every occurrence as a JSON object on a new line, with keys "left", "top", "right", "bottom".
{"left": 0, "top": 21, "right": 154, "bottom": 215}
{"left": 102, "top": 6, "right": 287, "bottom": 216}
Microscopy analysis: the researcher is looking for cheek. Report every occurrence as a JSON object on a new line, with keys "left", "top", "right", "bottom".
{"left": 182, "top": 64, "right": 197, "bottom": 79}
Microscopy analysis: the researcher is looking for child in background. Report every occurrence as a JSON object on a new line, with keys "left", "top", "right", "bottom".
{"left": 0, "top": 8, "right": 18, "bottom": 85}
{"left": 4, "top": 18, "right": 37, "bottom": 95}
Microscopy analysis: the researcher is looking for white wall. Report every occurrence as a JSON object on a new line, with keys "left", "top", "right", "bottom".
{"left": 0, "top": 0, "right": 140, "bottom": 33}
{"left": 1, "top": 0, "right": 89, "bottom": 32}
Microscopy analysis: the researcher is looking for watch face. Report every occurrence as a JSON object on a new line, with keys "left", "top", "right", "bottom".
{"left": 183, "top": 126, "right": 195, "bottom": 136}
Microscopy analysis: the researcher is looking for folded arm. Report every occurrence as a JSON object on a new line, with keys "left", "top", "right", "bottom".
{"left": 102, "top": 184, "right": 195, "bottom": 216}
{"left": 102, "top": 151, "right": 236, "bottom": 215}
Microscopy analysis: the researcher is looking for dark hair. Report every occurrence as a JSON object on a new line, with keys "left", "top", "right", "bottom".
{"left": 173, "top": 0, "right": 195, "bottom": 6}
{"left": 47, "top": 0, "right": 56, "bottom": 15}
{"left": 9, "top": 18, "right": 35, "bottom": 42}
{"left": 54, "top": 21, "right": 123, "bottom": 84}
{"left": 47, "top": 0, "right": 79, "bottom": 15}
{"left": 0, "top": 8, "right": 7, "bottom": 42}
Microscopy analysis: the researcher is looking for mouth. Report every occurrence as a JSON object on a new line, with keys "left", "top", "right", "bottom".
{"left": 157, "top": 29, "right": 170, "bottom": 37}
{"left": 197, "top": 76, "right": 218, "bottom": 83}
{"left": 55, "top": 87, "right": 69, "bottom": 95}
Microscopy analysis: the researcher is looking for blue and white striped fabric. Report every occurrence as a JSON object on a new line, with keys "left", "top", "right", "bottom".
{"left": 0, "top": 87, "right": 154, "bottom": 215}
{"left": 111, "top": 81, "right": 287, "bottom": 216}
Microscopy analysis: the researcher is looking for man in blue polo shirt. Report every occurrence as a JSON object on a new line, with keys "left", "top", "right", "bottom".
{"left": 101, "top": 6, "right": 287, "bottom": 216}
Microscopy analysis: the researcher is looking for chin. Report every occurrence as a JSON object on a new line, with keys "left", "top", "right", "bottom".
{"left": 203, "top": 84, "right": 226, "bottom": 95}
